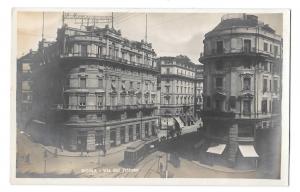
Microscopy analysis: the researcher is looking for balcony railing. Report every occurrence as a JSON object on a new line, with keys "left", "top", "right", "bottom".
{"left": 200, "top": 46, "right": 282, "bottom": 60}
{"left": 52, "top": 104, "right": 156, "bottom": 111}
{"left": 60, "top": 53, "right": 158, "bottom": 71}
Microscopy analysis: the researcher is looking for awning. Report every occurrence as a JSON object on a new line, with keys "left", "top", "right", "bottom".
{"left": 174, "top": 117, "right": 184, "bottom": 128}
{"left": 206, "top": 144, "right": 226, "bottom": 154}
{"left": 239, "top": 145, "right": 259, "bottom": 157}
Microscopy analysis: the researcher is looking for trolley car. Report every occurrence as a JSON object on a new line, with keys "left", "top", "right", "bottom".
{"left": 124, "top": 137, "right": 159, "bottom": 167}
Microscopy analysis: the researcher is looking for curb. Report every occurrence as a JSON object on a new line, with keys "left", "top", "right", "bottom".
{"left": 191, "top": 161, "right": 256, "bottom": 173}
{"left": 42, "top": 146, "right": 125, "bottom": 158}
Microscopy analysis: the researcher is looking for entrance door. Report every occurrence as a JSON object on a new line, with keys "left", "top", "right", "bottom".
{"left": 120, "top": 128, "right": 125, "bottom": 144}
{"left": 136, "top": 124, "right": 140, "bottom": 139}
{"left": 129, "top": 126, "right": 133, "bottom": 141}
{"left": 110, "top": 129, "right": 116, "bottom": 147}
{"left": 77, "top": 136, "right": 87, "bottom": 152}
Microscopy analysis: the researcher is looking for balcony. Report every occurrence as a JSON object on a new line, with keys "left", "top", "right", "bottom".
{"left": 60, "top": 52, "right": 158, "bottom": 73}
{"left": 199, "top": 46, "right": 281, "bottom": 62}
{"left": 52, "top": 104, "right": 156, "bottom": 112}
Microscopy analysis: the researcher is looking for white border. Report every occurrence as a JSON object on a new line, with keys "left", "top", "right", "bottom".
{"left": 10, "top": 8, "right": 290, "bottom": 186}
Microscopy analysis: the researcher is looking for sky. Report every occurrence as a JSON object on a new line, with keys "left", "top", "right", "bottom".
{"left": 16, "top": 11, "right": 283, "bottom": 64}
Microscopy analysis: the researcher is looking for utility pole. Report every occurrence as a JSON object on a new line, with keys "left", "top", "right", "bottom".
{"left": 42, "top": 12, "right": 45, "bottom": 40}
{"left": 112, "top": 12, "right": 114, "bottom": 29}
{"left": 145, "top": 13, "right": 148, "bottom": 43}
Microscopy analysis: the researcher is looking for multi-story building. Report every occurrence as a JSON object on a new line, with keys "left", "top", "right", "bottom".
{"left": 17, "top": 50, "right": 38, "bottom": 128}
{"left": 194, "top": 64, "right": 204, "bottom": 120}
{"left": 52, "top": 25, "right": 159, "bottom": 151}
{"left": 158, "top": 55, "right": 196, "bottom": 137}
{"left": 199, "top": 14, "right": 282, "bottom": 168}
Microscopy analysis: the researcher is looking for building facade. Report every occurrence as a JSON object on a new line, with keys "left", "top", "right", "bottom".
{"left": 194, "top": 64, "right": 204, "bottom": 120}
{"left": 199, "top": 14, "right": 282, "bottom": 168}
{"left": 53, "top": 25, "right": 159, "bottom": 151}
{"left": 158, "top": 55, "right": 196, "bottom": 137}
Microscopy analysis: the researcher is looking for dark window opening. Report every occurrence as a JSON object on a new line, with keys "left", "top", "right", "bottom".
{"left": 98, "top": 79, "right": 103, "bottom": 89}
{"left": 244, "top": 39, "right": 251, "bottom": 52}
{"left": 216, "top": 77, "right": 223, "bottom": 88}
{"left": 262, "top": 100, "right": 268, "bottom": 114}
{"left": 79, "top": 95, "right": 86, "bottom": 107}
{"left": 263, "top": 79, "right": 268, "bottom": 93}
{"left": 243, "top": 77, "right": 251, "bottom": 90}
{"left": 80, "top": 77, "right": 86, "bottom": 88}
{"left": 264, "top": 42, "right": 268, "bottom": 52}
{"left": 243, "top": 100, "right": 251, "bottom": 116}
{"left": 216, "top": 41, "right": 223, "bottom": 54}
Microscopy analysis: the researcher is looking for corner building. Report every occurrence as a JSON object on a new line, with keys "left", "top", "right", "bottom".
{"left": 55, "top": 25, "right": 159, "bottom": 151}
{"left": 199, "top": 14, "right": 282, "bottom": 168}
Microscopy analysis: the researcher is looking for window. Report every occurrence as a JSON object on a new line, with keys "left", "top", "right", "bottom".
{"left": 243, "top": 100, "right": 251, "bottom": 115}
{"left": 274, "top": 46, "right": 279, "bottom": 57}
{"left": 97, "top": 95, "right": 103, "bottom": 106}
{"left": 80, "top": 77, "right": 86, "bottom": 88}
{"left": 165, "top": 86, "right": 169, "bottom": 93}
{"left": 216, "top": 77, "right": 223, "bottom": 88}
{"left": 120, "top": 96, "right": 126, "bottom": 105}
{"left": 111, "top": 80, "right": 116, "bottom": 90}
{"left": 264, "top": 42, "right": 268, "bottom": 52}
{"left": 243, "top": 77, "right": 251, "bottom": 90}
{"left": 79, "top": 68, "right": 85, "bottom": 73}
{"left": 79, "top": 95, "right": 86, "bottom": 106}
{"left": 81, "top": 44, "right": 87, "bottom": 56}
{"left": 262, "top": 100, "right": 268, "bottom": 114}
{"left": 137, "top": 82, "right": 140, "bottom": 90}
{"left": 274, "top": 79, "right": 278, "bottom": 93}
{"left": 263, "top": 79, "right": 268, "bottom": 93}
{"left": 166, "top": 68, "right": 170, "bottom": 74}
{"left": 216, "top": 41, "right": 223, "bottom": 54}
{"left": 270, "top": 44, "right": 273, "bottom": 53}
{"left": 244, "top": 39, "right": 251, "bottom": 52}
{"left": 98, "top": 78, "right": 103, "bottom": 89}
{"left": 270, "top": 80, "right": 272, "bottom": 92}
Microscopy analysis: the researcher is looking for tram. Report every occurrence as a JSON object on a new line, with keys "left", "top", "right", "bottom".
{"left": 123, "top": 136, "right": 159, "bottom": 167}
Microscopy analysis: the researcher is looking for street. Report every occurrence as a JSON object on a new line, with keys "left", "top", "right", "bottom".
{"left": 16, "top": 128, "right": 258, "bottom": 178}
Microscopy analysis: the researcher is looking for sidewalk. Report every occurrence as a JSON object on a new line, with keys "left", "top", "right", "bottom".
{"left": 42, "top": 140, "right": 142, "bottom": 157}
{"left": 191, "top": 160, "right": 256, "bottom": 173}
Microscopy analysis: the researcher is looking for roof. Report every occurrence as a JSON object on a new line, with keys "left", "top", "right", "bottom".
{"left": 206, "top": 13, "right": 276, "bottom": 36}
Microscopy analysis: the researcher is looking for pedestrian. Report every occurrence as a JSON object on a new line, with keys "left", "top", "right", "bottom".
{"left": 103, "top": 148, "right": 107, "bottom": 157}
{"left": 60, "top": 144, "right": 64, "bottom": 152}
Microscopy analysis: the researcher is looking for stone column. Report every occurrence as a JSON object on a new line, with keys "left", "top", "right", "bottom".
{"left": 132, "top": 125, "right": 137, "bottom": 141}
{"left": 125, "top": 126, "right": 129, "bottom": 143}
{"left": 141, "top": 122, "right": 145, "bottom": 139}
{"left": 116, "top": 127, "right": 121, "bottom": 145}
